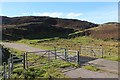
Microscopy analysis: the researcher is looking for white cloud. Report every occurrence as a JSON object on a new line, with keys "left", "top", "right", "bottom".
{"left": 22, "top": 12, "right": 82, "bottom": 19}
{"left": 22, "top": 12, "right": 31, "bottom": 16}
{"left": 66, "top": 12, "right": 82, "bottom": 18}
{"left": 33, "top": 12, "right": 63, "bottom": 17}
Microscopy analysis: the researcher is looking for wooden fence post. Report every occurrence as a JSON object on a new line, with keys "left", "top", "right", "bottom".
{"left": 23, "top": 53, "right": 27, "bottom": 79}
{"left": 3, "top": 62, "right": 6, "bottom": 80}
{"left": 64, "top": 48, "right": 67, "bottom": 61}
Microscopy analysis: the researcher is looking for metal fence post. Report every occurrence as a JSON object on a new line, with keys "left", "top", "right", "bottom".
{"left": 64, "top": 48, "right": 67, "bottom": 61}
{"left": 10, "top": 54, "right": 13, "bottom": 71}
{"left": 90, "top": 47, "right": 93, "bottom": 56}
{"left": 25, "top": 52, "right": 28, "bottom": 69}
{"left": 8, "top": 59, "right": 11, "bottom": 79}
{"left": 77, "top": 51, "right": 80, "bottom": 65}
{"left": 48, "top": 51, "right": 51, "bottom": 62}
{"left": 23, "top": 53, "right": 26, "bottom": 70}
{"left": 3, "top": 62, "right": 6, "bottom": 80}
{"left": 101, "top": 47, "right": 104, "bottom": 58}
{"left": 80, "top": 46, "right": 82, "bottom": 55}
{"left": 54, "top": 47, "right": 57, "bottom": 59}
{"left": 0, "top": 46, "right": 2, "bottom": 66}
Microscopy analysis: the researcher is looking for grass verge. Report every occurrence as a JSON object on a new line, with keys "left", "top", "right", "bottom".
{"left": 82, "top": 65, "right": 100, "bottom": 71}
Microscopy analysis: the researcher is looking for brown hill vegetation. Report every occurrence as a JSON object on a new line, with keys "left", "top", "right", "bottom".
{"left": 83, "top": 24, "right": 119, "bottom": 40}
{"left": 1, "top": 16, "right": 98, "bottom": 40}
{"left": 1, "top": 16, "right": 98, "bottom": 30}
{"left": 1, "top": 16, "right": 118, "bottom": 41}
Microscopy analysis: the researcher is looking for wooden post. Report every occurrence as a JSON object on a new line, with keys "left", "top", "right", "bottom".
{"left": 3, "top": 62, "right": 6, "bottom": 80}
{"left": 77, "top": 51, "right": 80, "bottom": 65}
{"left": 25, "top": 52, "right": 28, "bottom": 79}
{"left": 54, "top": 47, "right": 57, "bottom": 59}
{"left": 23, "top": 53, "right": 27, "bottom": 79}
{"left": 64, "top": 48, "right": 67, "bottom": 61}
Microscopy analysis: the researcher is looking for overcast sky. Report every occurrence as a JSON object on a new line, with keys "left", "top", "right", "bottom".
{"left": 1, "top": 2, "right": 118, "bottom": 24}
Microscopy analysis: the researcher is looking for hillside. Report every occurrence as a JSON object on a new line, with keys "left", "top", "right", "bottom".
{"left": 2, "top": 16, "right": 98, "bottom": 41}
{"left": 2, "top": 16, "right": 118, "bottom": 41}
{"left": 67, "top": 23, "right": 119, "bottom": 41}
{"left": 83, "top": 24, "right": 119, "bottom": 40}
{"left": 2, "top": 16, "right": 98, "bottom": 29}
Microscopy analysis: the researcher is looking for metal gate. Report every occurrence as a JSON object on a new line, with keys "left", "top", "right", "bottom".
{"left": 1, "top": 48, "right": 80, "bottom": 79}
{"left": 80, "top": 46, "right": 103, "bottom": 58}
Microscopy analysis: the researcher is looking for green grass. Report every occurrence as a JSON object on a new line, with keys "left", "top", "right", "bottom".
{"left": 9, "top": 48, "right": 25, "bottom": 54}
{"left": 82, "top": 65, "right": 100, "bottom": 71}
{"left": 13, "top": 36, "right": 119, "bottom": 61}
{"left": 68, "top": 30, "right": 83, "bottom": 36}
{"left": 16, "top": 39, "right": 56, "bottom": 50}
{"left": 103, "top": 56, "right": 120, "bottom": 61}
